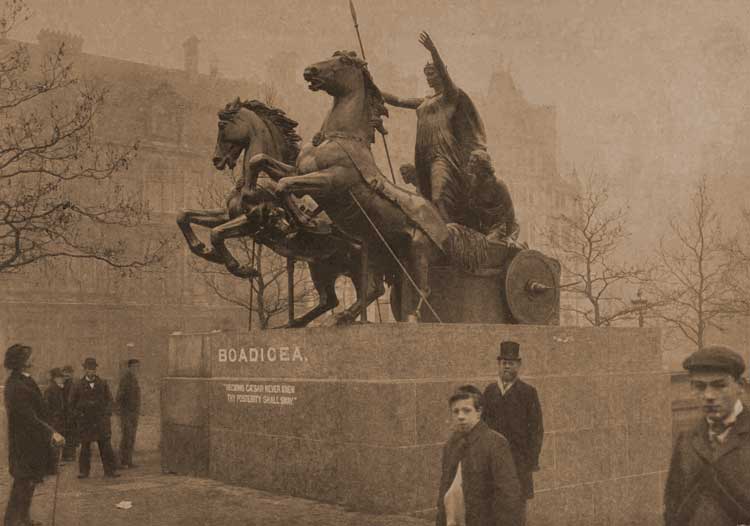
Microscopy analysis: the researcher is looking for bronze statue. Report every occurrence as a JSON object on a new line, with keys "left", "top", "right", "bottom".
{"left": 245, "top": 51, "right": 490, "bottom": 321}
{"left": 381, "top": 32, "right": 486, "bottom": 223}
{"left": 176, "top": 98, "right": 385, "bottom": 327}
{"left": 399, "top": 163, "right": 419, "bottom": 191}
{"left": 465, "top": 150, "right": 520, "bottom": 243}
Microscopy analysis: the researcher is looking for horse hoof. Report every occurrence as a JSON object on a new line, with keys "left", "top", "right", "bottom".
{"left": 405, "top": 314, "right": 420, "bottom": 323}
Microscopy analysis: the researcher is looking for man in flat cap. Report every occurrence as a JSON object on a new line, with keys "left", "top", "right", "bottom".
{"left": 481, "top": 341, "right": 544, "bottom": 525}
{"left": 664, "top": 344, "right": 750, "bottom": 526}
{"left": 3, "top": 344, "right": 65, "bottom": 526}
{"left": 116, "top": 358, "right": 141, "bottom": 468}
{"left": 69, "top": 357, "right": 119, "bottom": 478}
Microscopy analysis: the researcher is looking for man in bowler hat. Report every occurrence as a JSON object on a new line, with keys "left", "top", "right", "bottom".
{"left": 481, "top": 341, "right": 544, "bottom": 524}
{"left": 69, "top": 357, "right": 119, "bottom": 478}
{"left": 4, "top": 344, "right": 65, "bottom": 526}
{"left": 116, "top": 358, "right": 141, "bottom": 468}
{"left": 664, "top": 344, "right": 750, "bottom": 525}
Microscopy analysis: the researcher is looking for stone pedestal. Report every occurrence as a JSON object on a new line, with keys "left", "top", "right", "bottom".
{"left": 161, "top": 324, "right": 670, "bottom": 525}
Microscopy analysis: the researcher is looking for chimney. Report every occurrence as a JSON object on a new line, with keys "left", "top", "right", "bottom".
{"left": 183, "top": 35, "right": 199, "bottom": 76}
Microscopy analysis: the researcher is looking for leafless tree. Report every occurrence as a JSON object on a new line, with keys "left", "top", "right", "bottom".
{"left": 0, "top": 0, "right": 167, "bottom": 275}
{"left": 719, "top": 208, "right": 750, "bottom": 318}
{"left": 645, "top": 176, "right": 747, "bottom": 350}
{"left": 543, "top": 175, "right": 648, "bottom": 326}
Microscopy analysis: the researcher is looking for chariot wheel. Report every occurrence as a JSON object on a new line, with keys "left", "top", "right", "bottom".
{"left": 504, "top": 249, "right": 560, "bottom": 325}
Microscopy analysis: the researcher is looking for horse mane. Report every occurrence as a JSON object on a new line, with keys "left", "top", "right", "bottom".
{"left": 333, "top": 50, "right": 389, "bottom": 142}
{"left": 220, "top": 98, "right": 302, "bottom": 164}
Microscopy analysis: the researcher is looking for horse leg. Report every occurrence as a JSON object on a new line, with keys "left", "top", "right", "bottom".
{"left": 403, "top": 228, "right": 433, "bottom": 322}
{"left": 332, "top": 263, "right": 386, "bottom": 325}
{"left": 177, "top": 208, "right": 230, "bottom": 263}
{"left": 246, "top": 154, "right": 296, "bottom": 182}
{"left": 283, "top": 261, "right": 341, "bottom": 328}
{"left": 275, "top": 170, "right": 339, "bottom": 226}
{"left": 209, "top": 215, "right": 260, "bottom": 279}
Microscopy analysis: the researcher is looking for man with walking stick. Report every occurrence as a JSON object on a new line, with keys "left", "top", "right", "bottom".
{"left": 3, "top": 344, "right": 65, "bottom": 526}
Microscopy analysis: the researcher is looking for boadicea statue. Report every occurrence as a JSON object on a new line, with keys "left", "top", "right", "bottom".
{"left": 244, "top": 46, "right": 559, "bottom": 324}
{"left": 178, "top": 36, "right": 560, "bottom": 326}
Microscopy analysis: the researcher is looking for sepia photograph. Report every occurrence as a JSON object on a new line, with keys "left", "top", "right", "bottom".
{"left": 2, "top": 0, "right": 750, "bottom": 524}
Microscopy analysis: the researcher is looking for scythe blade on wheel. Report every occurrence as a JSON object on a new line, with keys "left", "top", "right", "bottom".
{"left": 504, "top": 249, "right": 561, "bottom": 325}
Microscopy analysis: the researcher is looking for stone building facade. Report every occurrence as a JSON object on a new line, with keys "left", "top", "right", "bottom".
{"left": 0, "top": 31, "right": 266, "bottom": 412}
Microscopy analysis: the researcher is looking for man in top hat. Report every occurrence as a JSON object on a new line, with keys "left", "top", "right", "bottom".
{"left": 116, "top": 358, "right": 141, "bottom": 468}
{"left": 4, "top": 344, "right": 65, "bottom": 526}
{"left": 664, "top": 344, "right": 750, "bottom": 526}
{"left": 481, "top": 341, "right": 544, "bottom": 524}
{"left": 68, "top": 357, "right": 119, "bottom": 478}
{"left": 60, "top": 364, "right": 78, "bottom": 461}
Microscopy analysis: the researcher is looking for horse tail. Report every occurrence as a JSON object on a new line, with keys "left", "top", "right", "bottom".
{"left": 444, "top": 223, "right": 490, "bottom": 273}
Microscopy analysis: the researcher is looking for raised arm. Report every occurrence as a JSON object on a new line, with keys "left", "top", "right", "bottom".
{"left": 381, "top": 91, "right": 422, "bottom": 110}
{"left": 419, "top": 31, "right": 458, "bottom": 98}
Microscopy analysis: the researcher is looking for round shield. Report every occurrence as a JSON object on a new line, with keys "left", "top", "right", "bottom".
{"left": 505, "top": 249, "right": 560, "bottom": 325}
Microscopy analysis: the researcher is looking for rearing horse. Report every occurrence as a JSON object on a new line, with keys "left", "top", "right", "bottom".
{"left": 176, "top": 98, "right": 386, "bottom": 327}
{"left": 246, "top": 51, "right": 487, "bottom": 321}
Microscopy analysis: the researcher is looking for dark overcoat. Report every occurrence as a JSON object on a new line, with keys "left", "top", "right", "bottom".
{"left": 69, "top": 375, "right": 113, "bottom": 442}
{"left": 4, "top": 371, "right": 53, "bottom": 481}
{"left": 62, "top": 378, "right": 78, "bottom": 446}
{"left": 116, "top": 370, "right": 141, "bottom": 415}
{"left": 664, "top": 409, "right": 750, "bottom": 526}
{"left": 482, "top": 379, "right": 544, "bottom": 499}
{"left": 435, "top": 421, "right": 523, "bottom": 526}
{"left": 44, "top": 381, "right": 67, "bottom": 434}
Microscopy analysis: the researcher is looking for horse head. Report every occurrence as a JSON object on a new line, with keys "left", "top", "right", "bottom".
{"left": 214, "top": 98, "right": 302, "bottom": 172}
{"left": 304, "top": 51, "right": 388, "bottom": 142}
{"left": 214, "top": 97, "right": 249, "bottom": 170}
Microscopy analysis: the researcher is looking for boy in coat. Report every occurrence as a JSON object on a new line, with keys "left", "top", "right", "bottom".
{"left": 69, "top": 357, "right": 119, "bottom": 478}
{"left": 436, "top": 385, "right": 523, "bottom": 526}
{"left": 3, "top": 344, "right": 65, "bottom": 526}
{"left": 664, "top": 345, "right": 750, "bottom": 525}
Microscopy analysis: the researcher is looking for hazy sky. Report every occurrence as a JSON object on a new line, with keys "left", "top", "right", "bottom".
{"left": 12, "top": 0, "right": 750, "bottom": 231}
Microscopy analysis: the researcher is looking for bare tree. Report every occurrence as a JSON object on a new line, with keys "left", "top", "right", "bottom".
{"left": 0, "top": 1, "right": 166, "bottom": 275}
{"left": 543, "top": 175, "right": 648, "bottom": 326}
{"left": 645, "top": 176, "right": 747, "bottom": 350}
{"left": 718, "top": 208, "right": 750, "bottom": 317}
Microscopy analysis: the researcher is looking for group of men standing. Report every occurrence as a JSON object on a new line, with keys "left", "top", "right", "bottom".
{"left": 3, "top": 345, "right": 142, "bottom": 526}
{"left": 436, "top": 340, "right": 544, "bottom": 526}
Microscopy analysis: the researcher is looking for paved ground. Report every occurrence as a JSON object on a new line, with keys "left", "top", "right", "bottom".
{"left": 0, "top": 448, "right": 431, "bottom": 526}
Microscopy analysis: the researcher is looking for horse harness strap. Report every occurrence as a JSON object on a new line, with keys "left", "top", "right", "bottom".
{"left": 312, "top": 131, "right": 367, "bottom": 147}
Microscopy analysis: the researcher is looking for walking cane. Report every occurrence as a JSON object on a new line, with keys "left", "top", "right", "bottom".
{"left": 51, "top": 445, "right": 63, "bottom": 526}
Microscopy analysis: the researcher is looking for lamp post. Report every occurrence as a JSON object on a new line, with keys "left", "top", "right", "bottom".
{"left": 631, "top": 289, "right": 648, "bottom": 327}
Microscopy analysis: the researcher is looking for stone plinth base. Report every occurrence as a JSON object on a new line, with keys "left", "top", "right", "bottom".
{"left": 161, "top": 324, "right": 670, "bottom": 524}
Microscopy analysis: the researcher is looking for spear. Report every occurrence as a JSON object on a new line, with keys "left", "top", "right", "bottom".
{"left": 348, "top": 0, "right": 397, "bottom": 185}
{"left": 349, "top": 0, "right": 366, "bottom": 61}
